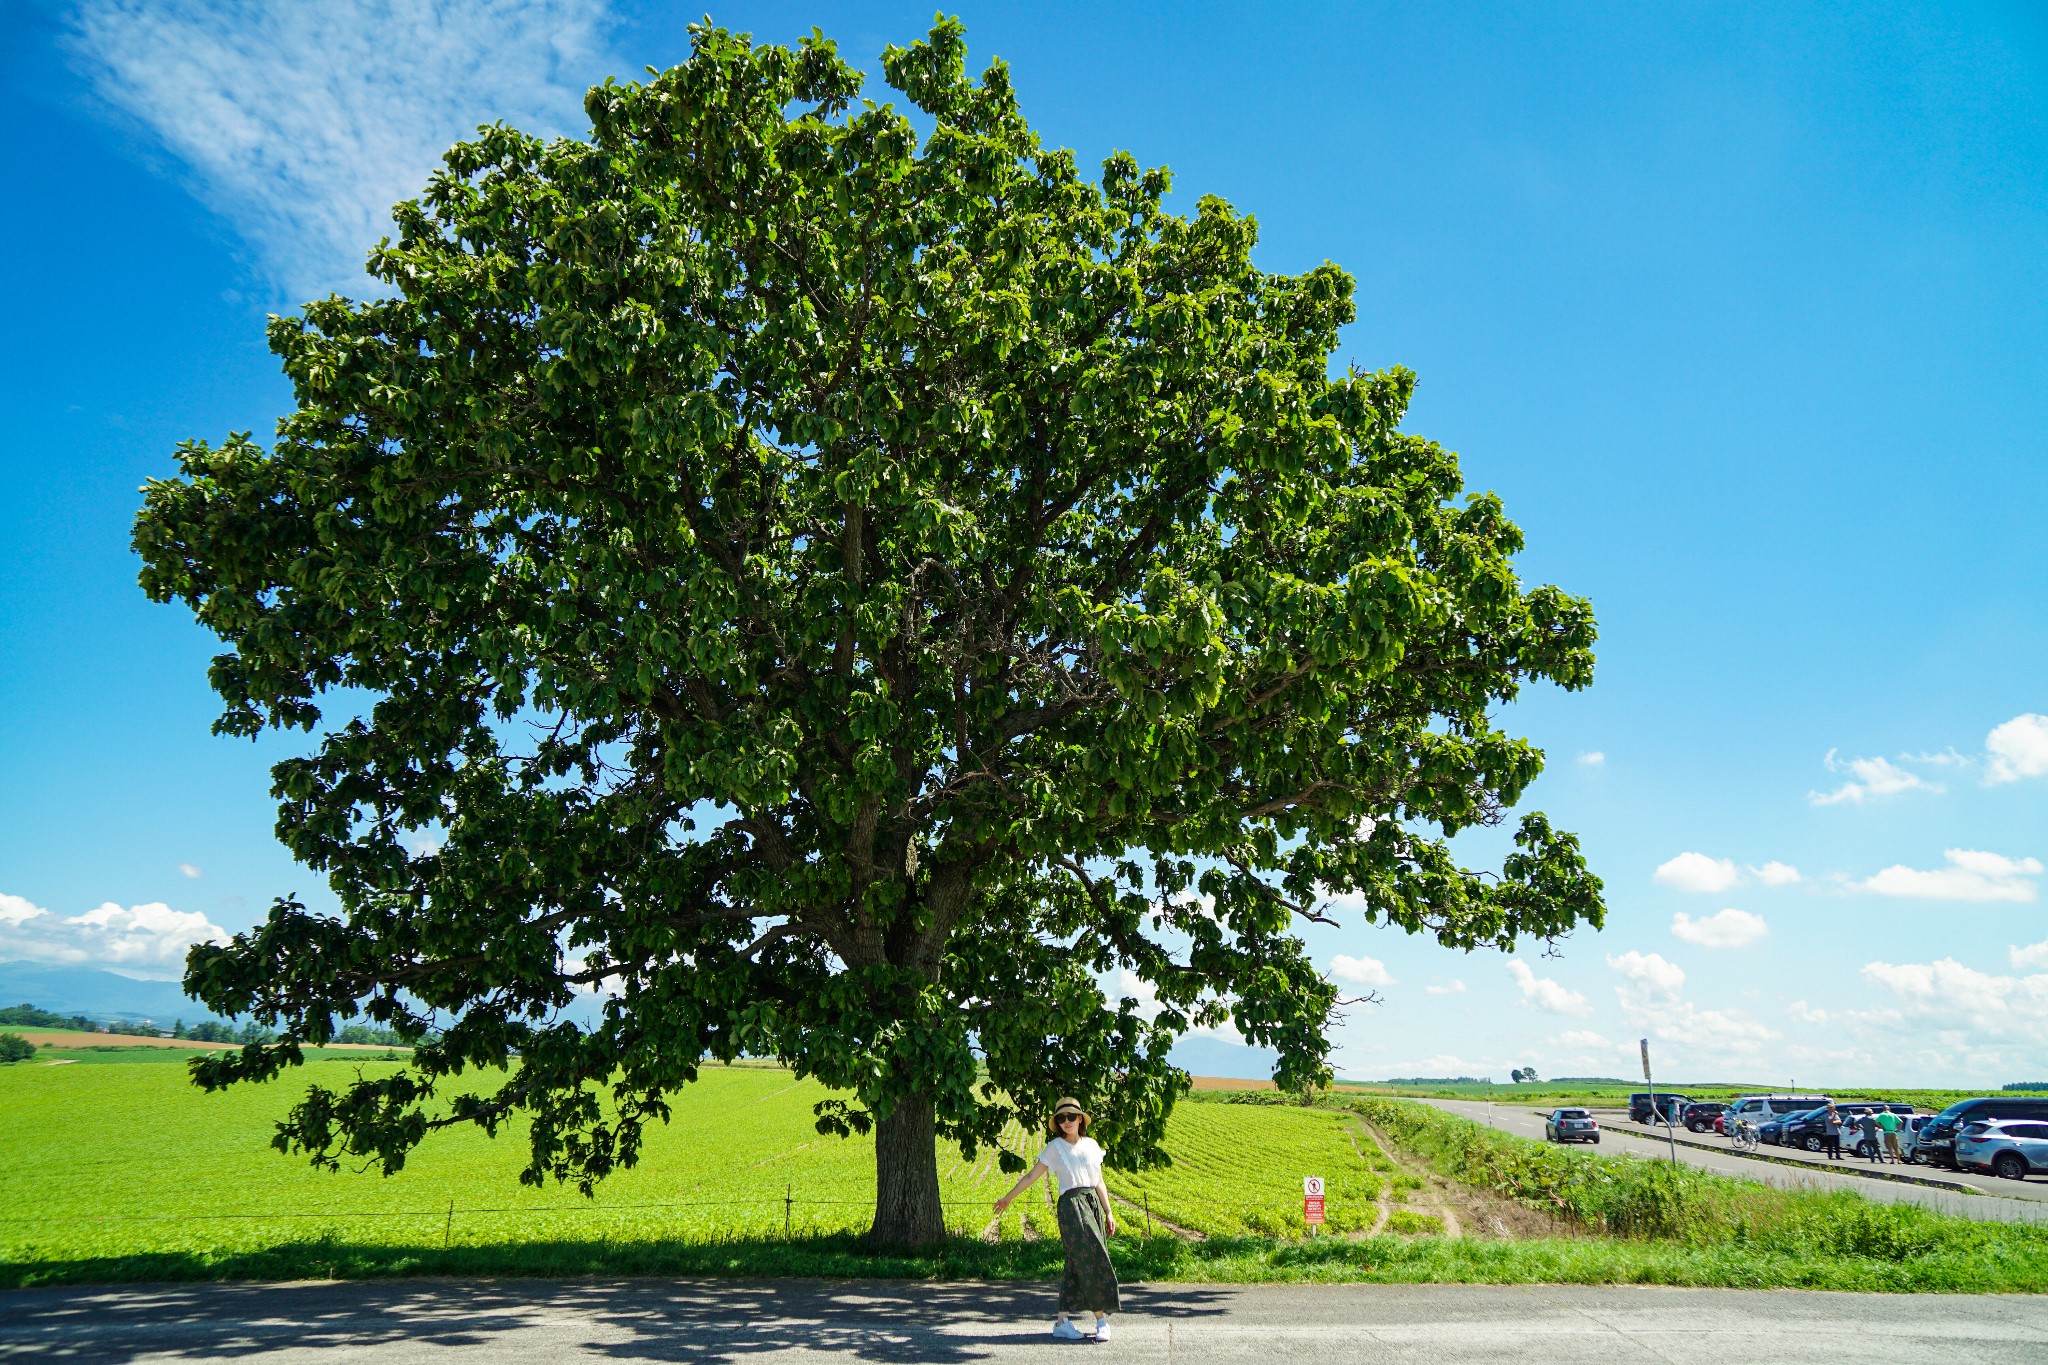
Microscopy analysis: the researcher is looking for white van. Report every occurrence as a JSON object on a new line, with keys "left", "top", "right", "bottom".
{"left": 1724, "top": 1094, "right": 1831, "bottom": 1132}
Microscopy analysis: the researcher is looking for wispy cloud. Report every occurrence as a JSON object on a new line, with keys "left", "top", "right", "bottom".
{"left": 1808, "top": 750, "right": 1940, "bottom": 806}
{"left": 1424, "top": 979, "right": 1467, "bottom": 996}
{"left": 67, "top": 0, "right": 614, "bottom": 299}
{"left": 1670, "top": 908, "right": 1769, "bottom": 949}
{"left": 1576, "top": 751, "right": 1605, "bottom": 768}
{"left": 176, "top": 862, "right": 203, "bottom": 879}
{"left": 1852, "top": 849, "right": 2042, "bottom": 903}
{"left": 1606, "top": 950, "right": 1685, "bottom": 999}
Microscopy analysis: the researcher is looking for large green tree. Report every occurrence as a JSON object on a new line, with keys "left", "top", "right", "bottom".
{"left": 135, "top": 20, "right": 1602, "bottom": 1245}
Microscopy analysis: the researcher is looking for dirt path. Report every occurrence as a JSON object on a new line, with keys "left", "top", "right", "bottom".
{"left": 1351, "top": 1116, "right": 1578, "bottom": 1241}
{"left": 1343, "top": 1124, "right": 1393, "bottom": 1236}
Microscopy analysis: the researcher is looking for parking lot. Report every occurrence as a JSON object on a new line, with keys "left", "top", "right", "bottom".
{"left": 1428, "top": 1100, "right": 2048, "bottom": 1224}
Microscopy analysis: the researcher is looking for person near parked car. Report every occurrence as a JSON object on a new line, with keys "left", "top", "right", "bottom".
{"left": 1857, "top": 1110, "right": 1883, "bottom": 1163}
{"left": 1822, "top": 1103, "right": 1843, "bottom": 1161}
{"left": 1877, "top": 1108, "right": 1905, "bottom": 1162}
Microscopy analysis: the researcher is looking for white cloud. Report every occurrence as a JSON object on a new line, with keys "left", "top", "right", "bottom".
{"left": 1670, "top": 908, "right": 1770, "bottom": 949}
{"left": 1862, "top": 957, "right": 2048, "bottom": 1044}
{"left": 1986, "top": 714, "right": 2048, "bottom": 785}
{"left": 1654, "top": 852, "right": 1741, "bottom": 893}
{"left": 2012, "top": 939, "right": 2048, "bottom": 971}
{"left": 177, "top": 863, "right": 204, "bottom": 879}
{"left": 1809, "top": 750, "right": 1940, "bottom": 806}
{"left": 1853, "top": 849, "right": 2042, "bottom": 903}
{"left": 1116, "top": 969, "right": 1241, "bottom": 1042}
{"left": 1557, "top": 1030, "right": 1615, "bottom": 1049}
{"left": 1576, "top": 751, "right": 1605, "bottom": 768}
{"left": 1609, "top": 960, "right": 1777, "bottom": 1062}
{"left": 1606, "top": 950, "right": 1686, "bottom": 998}
{"left": 0, "top": 893, "right": 49, "bottom": 928}
{"left": 1654, "top": 853, "right": 1801, "bottom": 893}
{"left": 1329, "top": 954, "right": 1396, "bottom": 988}
{"left": 1752, "top": 861, "right": 1802, "bottom": 887}
{"left": 1506, "top": 960, "right": 1593, "bottom": 1018}
{"left": 67, "top": 0, "right": 612, "bottom": 299}
{"left": 1424, "top": 979, "right": 1467, "bottom": 996}
{"left": 0, "top": 897, "right": 231, "bottom": 979}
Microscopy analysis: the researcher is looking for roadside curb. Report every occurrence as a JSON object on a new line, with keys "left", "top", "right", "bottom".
{"left": 1590, "top": 1116, "right": 1984, "bottom": 1197}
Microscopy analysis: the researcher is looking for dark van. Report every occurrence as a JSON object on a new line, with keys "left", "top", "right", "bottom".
{"left": 1918, "top": 1098, "right": 2048, "bottom": 1168}
{"left": 1629, "top": 1092, "right": 1690, "bottom": 1124}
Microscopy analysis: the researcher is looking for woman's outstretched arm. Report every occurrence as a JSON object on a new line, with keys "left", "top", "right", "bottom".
{"left": 1095, "top": 1178, "right": 1116, "bottom": 1236}
{"left": 992, "top": 1161, "right": 1048, "bottom": 1212}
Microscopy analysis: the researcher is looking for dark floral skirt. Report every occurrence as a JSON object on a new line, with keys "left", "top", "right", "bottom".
{"left": 1056, "top": 1188, "right": 1120, "bottom": 1315}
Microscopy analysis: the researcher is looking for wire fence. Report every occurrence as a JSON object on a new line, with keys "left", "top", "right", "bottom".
{"left": 0, "top": 1190, "right": 1363, "bottom": 1245}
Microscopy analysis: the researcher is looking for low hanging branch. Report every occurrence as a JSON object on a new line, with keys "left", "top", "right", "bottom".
{"left": 135, "top": 18, "right": 1603, "bottom": 1247}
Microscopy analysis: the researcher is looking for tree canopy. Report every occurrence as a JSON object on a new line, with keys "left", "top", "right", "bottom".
{"left": 134, "top": 19, "right": 1603, "bottom": 1244}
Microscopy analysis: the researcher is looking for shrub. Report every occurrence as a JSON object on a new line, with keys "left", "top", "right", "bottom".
{"left": 0, "top": 1033, "right": 37, "bottom": 1063}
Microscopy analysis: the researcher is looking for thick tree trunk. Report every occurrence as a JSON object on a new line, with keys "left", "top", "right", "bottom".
{"left": 869, "top": 1092, "right": 946, "bottom": 1247}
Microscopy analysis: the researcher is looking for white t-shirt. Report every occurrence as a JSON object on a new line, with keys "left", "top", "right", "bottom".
{"left": 1037, "top": 1135, "right": 1105, "bottom": 1195}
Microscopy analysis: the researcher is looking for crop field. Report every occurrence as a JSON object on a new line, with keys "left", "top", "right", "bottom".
{"left": 0, "top": 1059, "right": 1373, "bottom": 1272}
{"left": 1109, "top": 1103, "right": 1384, "bottom": 1237}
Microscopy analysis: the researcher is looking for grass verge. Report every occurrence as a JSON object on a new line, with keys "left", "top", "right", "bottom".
{"left": 1346, "top": 1097, "right": 2048, "bottom": 1292}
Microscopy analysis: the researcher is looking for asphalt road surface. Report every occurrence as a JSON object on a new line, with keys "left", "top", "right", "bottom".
{"left": 4, "top": 1278, "right": 2046, "bottom": 1362}
{"left": 1427, "top": 1099, "right": 2048, "bottom": 1223}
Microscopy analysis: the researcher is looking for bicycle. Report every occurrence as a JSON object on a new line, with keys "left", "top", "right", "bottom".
{"left": 1729, "top": 1119, "right": 1760, "bottom": 1153}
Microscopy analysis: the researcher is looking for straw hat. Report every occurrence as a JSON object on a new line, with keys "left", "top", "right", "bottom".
{"left": 1047, "top": 1096, "right": 1091, "bottom": 1135}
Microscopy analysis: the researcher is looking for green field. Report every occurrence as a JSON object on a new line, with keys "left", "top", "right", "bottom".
{"left": 8, "top": 1060, "right": 2048, "bottom": 1292}
{"left": 0, "top": 1058, "right": 1382, "bottom": 1275}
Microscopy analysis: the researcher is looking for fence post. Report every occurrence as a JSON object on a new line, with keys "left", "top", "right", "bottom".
{"left": 443, "top": 1199, "right": 454, "bottom": 1250}
{"left": 1145, "top": 1193, "right": 1153, "bottom": 1238}
{"left": 785, "top": 1182, "right": 793, "bottom": 1238}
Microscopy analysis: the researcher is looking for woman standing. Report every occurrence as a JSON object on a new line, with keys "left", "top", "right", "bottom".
{"left": 992, "top": 1097, "right": 1120, "bottom": 1342}
{"left": 1822, "top": 1103, "right": 1843, "bottom": 1161}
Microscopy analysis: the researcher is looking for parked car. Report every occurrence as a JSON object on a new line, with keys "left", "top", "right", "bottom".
{"left": 1681, "top": 1101, "right": 1728, "bottom": 1134}
{"left": 1917, "top": 1098, "right": 2048, "bottom": 1169}
{"left": 1898, "top": 1114, "right": 1933, "bottom": 1162}
{"left": 1759, "top": 1108, "right": 1825, "bottom": 1146}
{"left": 1628, "top": 1093, "right": 1690, "bottom": 1125}
{"left": 1545, "top": 1107, "right": 1601, "bottom": 1144}
{"left": 1780, "top": 1102, "right": 1915, "bottom": 1155}
{"left": 1954, "top": 1119, "right": 2048, "bottom": 1180}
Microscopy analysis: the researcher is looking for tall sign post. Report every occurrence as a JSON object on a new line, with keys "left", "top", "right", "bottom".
{"left": 1641, "top": 1038, "right": 1677, "bottom": 1164}
{"left": 1303, "top": 1176, "right": 1326, "bottom": 1232}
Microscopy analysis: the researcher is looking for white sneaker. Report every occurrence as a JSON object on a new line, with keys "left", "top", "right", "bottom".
{"left": 1094, "top": 1318, "right": 1112, "bottom": 1341}
{"left": 1053, "top": 1319, "right": 1086, "bottom": 1341}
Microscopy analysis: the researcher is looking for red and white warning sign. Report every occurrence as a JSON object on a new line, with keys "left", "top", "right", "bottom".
{"left": 1303, "top": 1175, "right": 1325, "bottom": 1226}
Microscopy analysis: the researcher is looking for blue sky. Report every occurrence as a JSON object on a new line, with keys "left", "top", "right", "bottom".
{"left": 2, "top": 1, "right": 2044, "bottom": 1087}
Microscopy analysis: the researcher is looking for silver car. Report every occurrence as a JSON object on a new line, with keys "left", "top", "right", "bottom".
{"left": 1954, "top": 1118, "right": 2048, "bottom": 1180}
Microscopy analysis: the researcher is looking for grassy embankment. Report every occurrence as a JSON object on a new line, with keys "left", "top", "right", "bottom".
{"left": 4, "top": 1060, "right": 2045, "bottom": 1290}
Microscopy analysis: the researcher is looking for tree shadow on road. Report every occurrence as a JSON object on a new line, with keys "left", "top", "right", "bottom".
{"left": 0, "top": 1274, "right": 1240, "bottom": 1362}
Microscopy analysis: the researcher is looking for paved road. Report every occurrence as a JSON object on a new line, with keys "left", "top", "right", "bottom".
{"left": 3, "top": 1279, "right": 2046, "bottom": 1362}
{"left": 1428, "top": 1099, "right": 2048, "bottom": 1224}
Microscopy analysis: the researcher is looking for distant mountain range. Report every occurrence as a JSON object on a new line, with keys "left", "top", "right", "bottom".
{"left": 0, "top": 961, "right": 221, "bottom": 1025}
